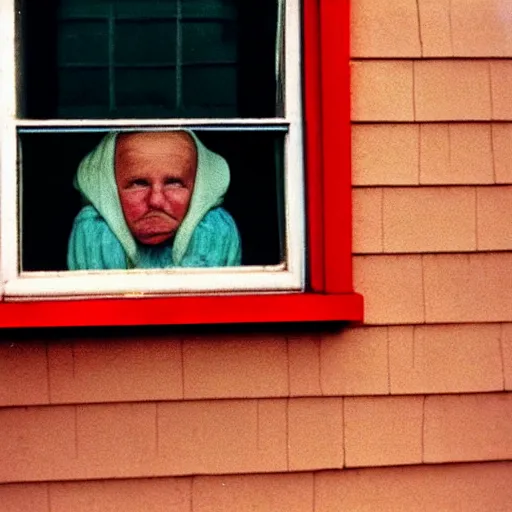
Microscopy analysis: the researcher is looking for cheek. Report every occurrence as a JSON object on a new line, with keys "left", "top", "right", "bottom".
{"left": 164, "top": 189, "right": 193, "bottom": 217}
{"left": 119, "top": 190, "right": 148, "bottom": 223}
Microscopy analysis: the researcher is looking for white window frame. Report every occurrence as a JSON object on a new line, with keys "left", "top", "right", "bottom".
{"left": 0, "top": 0, "right": 305, "bottom": 300}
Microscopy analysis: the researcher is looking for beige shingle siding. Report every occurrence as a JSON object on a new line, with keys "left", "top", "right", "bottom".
{"left": 352, "top": 0, "right": 512, "bottom": 58}
{"left": 353, "top": 123, "right": 512, "bottom": 186}
{"left": 349, "top": 2, "right": 512, "bottom": 500}
{"left": 2, "top": 463, "right": 512, "bottom": 511}
{"left": 352, "top": 60, "right": 512, "bottom": 122}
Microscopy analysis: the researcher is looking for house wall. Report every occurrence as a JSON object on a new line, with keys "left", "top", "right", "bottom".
{"left": 1, "top": 0, "right": 512, "bottom": 510}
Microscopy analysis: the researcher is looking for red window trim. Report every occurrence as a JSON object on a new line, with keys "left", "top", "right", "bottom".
{"left": 305, "top": 0, "right": 354, "bottom": 293}
{"left": 0, "top": 0, "right": 363, "bottom": 328}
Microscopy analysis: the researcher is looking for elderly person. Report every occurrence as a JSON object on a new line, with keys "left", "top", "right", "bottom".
{"left": 67, "top": 131, "right": 241, "bottom": 270}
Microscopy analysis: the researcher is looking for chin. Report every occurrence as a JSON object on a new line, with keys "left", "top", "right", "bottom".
{"left": 136, "top": 232, "right": 174, "bottom": 246}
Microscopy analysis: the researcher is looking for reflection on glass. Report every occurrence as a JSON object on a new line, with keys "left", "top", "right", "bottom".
{"left": 19, "top": 0, "right": 284, "bottom": 119}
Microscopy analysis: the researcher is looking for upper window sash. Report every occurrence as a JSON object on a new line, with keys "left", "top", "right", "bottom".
{"left": 0, "top": 0, "right": 305, "bottom": 300}
{"left": 14, "top": 0, "right": 292, "bottom": 120}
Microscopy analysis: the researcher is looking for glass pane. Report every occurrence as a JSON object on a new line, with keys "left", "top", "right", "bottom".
{"left": 59, "top": 0, "right": 123, "bottom": 18}
{"left": 19, "top": 0, "right": 282, "bottom": 119}
{"left": 19, "top": 130, "right": 285, "bottom": 271}
{"left": 58, "top": 68, "right": 110, "bottom": 117}
{"left": 181, "top": 0, "right": 234, "bottom": 19}
{"left": 182, "top": 21, "right": 237, "bottom": 64}
{"left": 115, "top": 0, "right": 178, "bottom": 19}
{"left": 59, "top": 20, "right": 109, "bottom": 65}
{"left": 115, "top": 68, "right": 177, "bottom": 116}
{"left": 115, "top": 21, "right": 177, "bottom": 65}
{"left": 183, "top": 66, "right": 237, "bottom": 116}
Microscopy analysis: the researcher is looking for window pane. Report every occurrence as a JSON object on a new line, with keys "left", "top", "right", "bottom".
{"left": 182, "top": 67, "right": 238, "bottom": 117}
{"left": 181, "top": 0, "right": 234, "bottom": 19}
{"left": 115, "top": 68, "right": 177, "bottom": 116}
{"left": 58, "top": 68, "right": 110, "bottom": 117}
{"left": 59, "top": 20, "right": 109, "bottom": 65}
{"left": 115, "top": 21, "right": 177, "bottom": 65}
{"left": 19, "top": 130, "right": 285, "bottom": 271}
{"left": 181, "top": 21, "right": 237, "bottom": 64}
{"left": 19, "top": 0, "right": 282, "bottom": 119}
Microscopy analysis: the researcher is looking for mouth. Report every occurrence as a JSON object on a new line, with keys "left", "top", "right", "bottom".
{"left": 135, "top": 224, "right": 176, "bottom": 245}
{"left": 143, "top": 211, "right": 173, "bottom": 221}
{"left": 133, "top": 212, "right": 177, "bottom": 244}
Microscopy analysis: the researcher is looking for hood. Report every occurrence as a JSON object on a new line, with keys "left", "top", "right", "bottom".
{"left": 74, "top": 130, "right": 230, "bottom": 266}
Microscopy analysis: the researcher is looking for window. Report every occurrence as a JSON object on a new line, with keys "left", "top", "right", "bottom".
{"left": 0, "top": 0, "right": 363, "bottom": 327}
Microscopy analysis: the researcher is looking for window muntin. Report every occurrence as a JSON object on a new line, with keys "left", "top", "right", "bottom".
{"left": 0, "top": 0, "right": 304, "bottom": 299}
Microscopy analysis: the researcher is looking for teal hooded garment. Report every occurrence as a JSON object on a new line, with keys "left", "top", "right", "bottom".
{"left": 67, "top": 131, "right": 241, "bottom": 270}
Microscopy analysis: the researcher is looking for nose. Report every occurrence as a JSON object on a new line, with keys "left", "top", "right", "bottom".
{"left": 148, "top": 185, "right": 166, "bottom": 209}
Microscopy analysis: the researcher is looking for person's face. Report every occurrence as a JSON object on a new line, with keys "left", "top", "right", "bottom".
{"left": 115, "top": 132, "right": 197, "bottom": 245}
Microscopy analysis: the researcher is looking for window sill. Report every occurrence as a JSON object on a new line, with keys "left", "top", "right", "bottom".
{"left": 0, "top": 292, "right": 364, "bottom": 328}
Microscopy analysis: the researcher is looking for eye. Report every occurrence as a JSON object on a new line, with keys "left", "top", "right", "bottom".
{"left": 130, "top": 178, "right": 149, "bottom": 187}
{"left": 164, "top": 178, "right": 184, "bottom": 188}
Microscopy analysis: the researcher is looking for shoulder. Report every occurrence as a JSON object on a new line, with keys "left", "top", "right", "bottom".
{"left": 180, "top": 207, "right": 241, "bottom": 266}
{"left": 72, "top": 205, "right": 124, "bottom": 244}
{"left": 68, "top": 206, "right": 127, "bottom": 270}
{"left": 71, "top": 205, "right": 119, "bottom": 244}
{"left": 72, "top": 204, "right": 105, "bottom": 225}
{"left": 198, "top": 207, "right": 239, "bottom": 236}
{"left": 72, "top": 206, "right": 119, "bottom": 240}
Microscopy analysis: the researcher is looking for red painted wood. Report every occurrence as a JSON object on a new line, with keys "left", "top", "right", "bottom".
{"left": 320, "top": 0, "right": 353, "bottom": 293}
{"left": 303, "top": 0, "right": 325, "bottom": 292}
{"left": 0, "top": 293, "right": 363, "bottom": 328}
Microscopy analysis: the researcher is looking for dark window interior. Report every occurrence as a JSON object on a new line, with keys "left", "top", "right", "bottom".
{"left": 20, "top": 130, "right": 286, "bottom": 271}
{"left": 20, "top": 0, "right": 280, "bottom": 119}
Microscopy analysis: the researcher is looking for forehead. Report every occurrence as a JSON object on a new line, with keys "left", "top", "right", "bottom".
{"left": 115, "top": 132, "right": 197, "bottom": 176}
